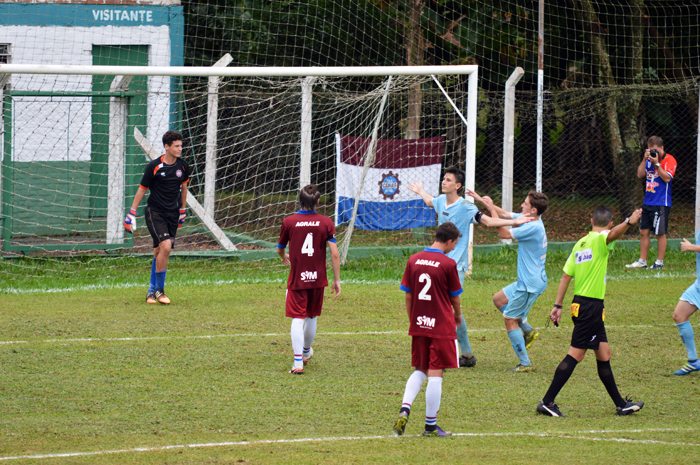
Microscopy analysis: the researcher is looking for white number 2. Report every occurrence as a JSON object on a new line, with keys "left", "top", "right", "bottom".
{"left": 301, "top": 233, "right": 314, "bottom": 256}
{"left": 418, "top": 273, "right": 432, "bottom": 301}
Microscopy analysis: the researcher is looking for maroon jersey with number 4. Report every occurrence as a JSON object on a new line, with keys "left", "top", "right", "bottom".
{"left": 278, "top": 211, "right": 337, "bottom": 290}
{"left": 400, "top": 248, "right": 463, "bottom": 339}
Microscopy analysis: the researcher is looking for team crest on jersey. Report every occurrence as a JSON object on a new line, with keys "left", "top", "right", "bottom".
{"left": 176, "top": 169, "right": 183, "bottom": 178}
{"left": 378, "top": 171, "right": 401, "bottom": 200}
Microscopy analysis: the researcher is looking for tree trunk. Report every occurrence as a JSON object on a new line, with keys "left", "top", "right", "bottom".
{"left": 405, "top": 0, "right": 426, "bottom": 140}
{"left": 572, "top": 0, "right": 644, "bottom": 217}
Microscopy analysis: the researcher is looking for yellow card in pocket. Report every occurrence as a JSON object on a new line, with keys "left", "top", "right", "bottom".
{"left": 571, "top": 303, "right": 580, "bottom": 318}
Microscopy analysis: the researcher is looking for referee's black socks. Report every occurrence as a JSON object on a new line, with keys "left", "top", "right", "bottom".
{"left": 542, "top": 354, "right": 578, "bottom": 405}
{"left": 596, "top": 359, "right": 625, "bottom": 408}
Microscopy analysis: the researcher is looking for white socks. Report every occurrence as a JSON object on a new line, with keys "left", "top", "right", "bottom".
{"left": 425, "top": 377, "right": 443, "bottom": 425}
{"left": 401, "top": 370, "right": 427, "bottom": 409}
{"left": 304, "top": 317, "right": 318, "bottom": 349}
{"left": 291, "top": 318, "right": 304, "bottom": 369}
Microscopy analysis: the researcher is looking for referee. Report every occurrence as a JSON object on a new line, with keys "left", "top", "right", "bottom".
{"left": 124, "top": 130, "right": 190, "bottom": 304}
{"left": 537, "top": 206, "right": 645, "bottom": 417}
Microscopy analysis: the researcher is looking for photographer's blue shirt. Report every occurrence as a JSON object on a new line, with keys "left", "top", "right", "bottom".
{"left": 644, "top": 154, "right": 677, "bottom": 207}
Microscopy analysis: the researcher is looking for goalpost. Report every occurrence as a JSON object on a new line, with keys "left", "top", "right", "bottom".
{"left": 0, "top": 64, "right": 478, "bottom": 268}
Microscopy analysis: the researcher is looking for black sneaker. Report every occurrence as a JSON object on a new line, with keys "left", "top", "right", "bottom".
{"left": 392, "top": 411, "right": 409, "bottom": 436}
{"left": 617, "top": 397, "right": 644, "bottom": 416}
{"left": 537, "top": 400, "right": 565, "bottom": 417}
{"left": 459, "top": 355, "right": 477, "bottom": 368}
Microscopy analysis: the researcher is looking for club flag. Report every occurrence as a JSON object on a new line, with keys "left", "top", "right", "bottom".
{"left": 335, "top": 134, "right": 444, "bottom": 231}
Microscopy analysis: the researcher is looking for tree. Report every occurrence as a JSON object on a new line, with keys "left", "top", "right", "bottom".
{"left": 570, "top": 0, "right": 644, "bottom": 217}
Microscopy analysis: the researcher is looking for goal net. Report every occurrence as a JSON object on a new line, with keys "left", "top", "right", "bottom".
{"left": 0, "top": 64, "right": 477, "bottom": 283}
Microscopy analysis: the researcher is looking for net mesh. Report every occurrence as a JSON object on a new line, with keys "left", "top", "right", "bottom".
{"left": 1, "top": 0, "right": 699, "bottom": 283}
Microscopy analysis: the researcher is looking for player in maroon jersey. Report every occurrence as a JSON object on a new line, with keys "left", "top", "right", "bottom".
{"left": 393, "top": 222, "right": 463, "bottom": 437}
{"left": 277, "top": 185, "right": 341, "bottom": 375}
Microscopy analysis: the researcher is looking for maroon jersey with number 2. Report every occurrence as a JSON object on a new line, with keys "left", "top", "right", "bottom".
{"left": 278, "top": 210, "right": 337, "bottom": 290}
{"left": 400, "top": 248, "right": 463, "bottom": 339}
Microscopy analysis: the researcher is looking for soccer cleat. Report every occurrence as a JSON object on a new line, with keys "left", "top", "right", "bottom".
{"left": 649, "top": 262, "right": 664, "bottom": 270}
{"left": 625, "top": 259, "right": 647, "bottom": 269}
{"left": 145, "top": 291, "right": 157, "bottom": 304}
{"left": 422, "top": 426, "right": 452, "bottom": 437}
{"left": 303, "top": 347, "right": 314, "bottom": 366}
{"left": 537, "top": 400, "right": 565, "bottom": 417}
{"left": 392, "top": 411, "right": 409, "bottom": 436}
{"left": 510, "top": 364, "right": 533, "bottom": 373}
{"left": 674, "top": 359, "right": 700, "bottom": 375}
{"left": 617, "top": 397, "right": 644, "bottom": 416}
{"left": 524, "top": 331, "right": 540, "bottom": 349}
{"left": 459, "top": 355, "right": 477, "bottom": 368}
{"left": 289, "top": 366, "right": 304, "bottom": 375}
{"left": 154, "top": 289, "right": 170, "bottom": 305}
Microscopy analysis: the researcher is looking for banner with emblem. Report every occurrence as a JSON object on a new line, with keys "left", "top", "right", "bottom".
{"left": 335, "top": 134, "right": 443, "bottom": 231}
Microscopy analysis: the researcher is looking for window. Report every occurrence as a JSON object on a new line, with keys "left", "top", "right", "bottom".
{"left": 0, "top": 44, "right": 10, "bottom": 90}
{"left": 0, "top": 44, "right": 10, "bottom": 64}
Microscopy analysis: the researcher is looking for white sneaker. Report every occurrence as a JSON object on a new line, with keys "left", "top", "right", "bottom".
{"left": 303, "top": 347, "right": 314, "bottom": 365}
{"left": 625, "top": 259, "right": 647, "bottom": 269}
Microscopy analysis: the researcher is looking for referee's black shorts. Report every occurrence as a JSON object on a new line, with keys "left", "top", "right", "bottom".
{"left": 144, "top": 206, "right": 178, "bottom": 248}
{"left": 570, "top": 295, "right": 607, "bottom": 350}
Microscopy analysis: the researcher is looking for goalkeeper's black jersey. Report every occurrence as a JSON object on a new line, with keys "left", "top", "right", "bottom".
{"left": 139, "top": 155, "right": 191, "bottom": 213}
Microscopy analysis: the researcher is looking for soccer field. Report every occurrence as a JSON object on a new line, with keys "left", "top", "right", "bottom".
{"left": 0, "top": 249, "right": 699, "bottom": 464}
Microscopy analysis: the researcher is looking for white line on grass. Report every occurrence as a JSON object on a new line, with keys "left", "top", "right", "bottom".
{"left": 0, "top": 324, "right": 670, "bottom": 346}
{"left": 2, "top": 271, "right": 696, "bottom": 295}
{"left": 0, "top": 428, "right": 697, "bottom": 461}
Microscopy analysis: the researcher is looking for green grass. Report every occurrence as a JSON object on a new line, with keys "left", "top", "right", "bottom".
{"left": 0, "top": 247, "right": 699, "bottom": 463}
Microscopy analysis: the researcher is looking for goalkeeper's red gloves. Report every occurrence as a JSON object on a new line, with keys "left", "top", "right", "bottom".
{"left": 124, "top": 208, "right": 137, "bottom": 233}
{"left": 178, "top": 208, "right": 186, "bottom": 228}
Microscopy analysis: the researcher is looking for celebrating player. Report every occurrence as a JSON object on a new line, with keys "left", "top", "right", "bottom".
{"left": 277, "top": 185, "right": 341, "bottom": 375}
{"left": 124, "top": 130, "right": 190, "bottom": 305}
{"left": 392, "top": 222, "right": 463, "bottom": 437}
{"left": 671, "top": 225, "right": 700, "bottom": 375}
{"left": 468, "top": 189, "right": 548, "bottom": 372}
{"left": 537, "top": 206, "right": 645, "bottom": 417}
{"left": 408, "top": 166, "right": 535, "bottom": 367}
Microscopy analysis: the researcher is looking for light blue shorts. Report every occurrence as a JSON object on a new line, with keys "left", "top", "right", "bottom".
{"left": 457, "top": 267, "right": 467, "bottom": 289}
{"left": 680, "top": 284, "right": 700, "bottom": 309}
{"left": 501, "top": 282, "right": 542, "bottom": 320}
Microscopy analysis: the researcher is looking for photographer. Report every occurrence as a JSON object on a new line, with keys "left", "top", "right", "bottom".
{"left": 626, "top": 136, "right": 677, "bottom": 270}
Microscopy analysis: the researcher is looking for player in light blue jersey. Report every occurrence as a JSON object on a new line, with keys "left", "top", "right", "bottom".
{"left": 408, "top": 166, "right": 535, "bottom": 368}
{"left": 469, "top": 189, "right": 549, "bottom": 372}
{"left": 672, "top": 221, "right": 700, "bottom": 375}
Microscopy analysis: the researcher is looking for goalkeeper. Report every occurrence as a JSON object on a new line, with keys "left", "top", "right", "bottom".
{"left": 124, "top": 130, "right": 190, "bottom": 305}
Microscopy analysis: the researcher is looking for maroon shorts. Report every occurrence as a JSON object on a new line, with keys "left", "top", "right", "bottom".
{"left": 411, "top": 336, "right": 459, "bottom": 370}
{"left": 285, "top": 288, "right": 325, "bottom": 319}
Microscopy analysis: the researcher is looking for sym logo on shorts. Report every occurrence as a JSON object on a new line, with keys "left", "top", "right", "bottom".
{"left": 300, "top": 271, "right": 318, "bottom": 282}
{"left": 417, "top": 315, "right": 436, "bottom": 329}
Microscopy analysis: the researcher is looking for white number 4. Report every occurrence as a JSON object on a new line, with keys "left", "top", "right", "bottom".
{"left": 301, "top": 233, "right": 314, "bottom": 256}
{"left": 418, "top": 273, "right": 432, "bottom": 301}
